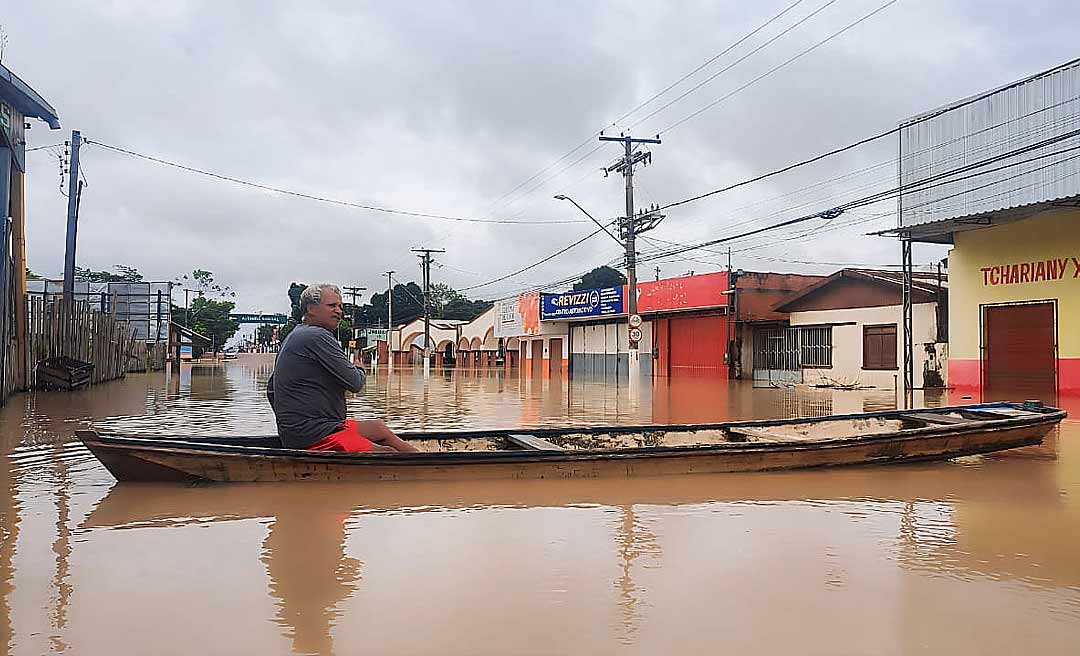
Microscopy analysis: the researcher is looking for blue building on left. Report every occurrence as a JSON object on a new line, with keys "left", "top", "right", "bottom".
{"left": 1, "top": 62, "right": 61, "bottom": 400}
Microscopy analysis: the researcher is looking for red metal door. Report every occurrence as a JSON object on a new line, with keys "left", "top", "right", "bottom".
{"left": 654, "top": 318, "right": 670, "bottom": 377}
{"left": 983, "top": 302, "right": 1056, "bottom": 402}
{"left": 669, "top": 315, "right": 728, "bottom": 375}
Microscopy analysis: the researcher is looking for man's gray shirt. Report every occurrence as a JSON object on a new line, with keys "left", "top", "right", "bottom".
{"left": 267, "top": 324, "right": 366, "bottom": 448}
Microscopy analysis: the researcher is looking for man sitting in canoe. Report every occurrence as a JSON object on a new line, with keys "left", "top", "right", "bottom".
{"left": 266, "top": 283, "right": 418, "bottom": 453}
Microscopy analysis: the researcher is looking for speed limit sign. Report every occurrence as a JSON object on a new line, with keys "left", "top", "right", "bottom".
{"left": 629, "top": 327, "right": 643, "bottom": 342}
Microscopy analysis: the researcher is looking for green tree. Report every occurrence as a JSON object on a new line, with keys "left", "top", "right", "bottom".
{"left": 256, "top": 324, "right": 276, "bottom": 346}
{"left": 348, "top": 282, "right": 424, "bottom": 328}
{"left": 429, "top": 283, "right": 465, "bottom": 317}
{"left": 572, "top": 265, "right": 626, "bottom": 291}
{"left": 441, "top": 296, "right": 492, "bottom": 321}
{"left": 176, "top": 269, "right": 236, "bottom": 299}
{"left": 189, "top": 296, "right": 241, "bottom": 354}
{"left": 287, "top": 282, "right": 306, "bottom": 322}
{"left": 26, "top": 268, "right": 43, "bottom": 280}
{"left": 74, "top": 264, "right": 144, "bottom": 283}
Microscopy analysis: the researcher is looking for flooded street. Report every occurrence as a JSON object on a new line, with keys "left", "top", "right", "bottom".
{"left": 2, "top": 354, "right": 1078, "bottom": 655}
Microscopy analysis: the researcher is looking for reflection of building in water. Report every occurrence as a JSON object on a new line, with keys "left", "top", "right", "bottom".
{"left": 261, "top": 507, "right": 362, "bottom": 656}
{"left": 906, "top": 437, "right": 1079, "bottom": 590}
{"left": 48, "top": 452, "right": 73, "bottom": 653}
{"left": 774, "top": 387, "right": 833, "bottom": 419}
{"left": 187, "top": 363, "right": 236, "bottom": 402}
{"left": 651, "top": 378, "right": 837, "bottom": 425}
{"left": 612, "top": 505, "right": 661, "bottom": 646}
{"left": 0, "top": 454, "right": 17, "bottom": 656}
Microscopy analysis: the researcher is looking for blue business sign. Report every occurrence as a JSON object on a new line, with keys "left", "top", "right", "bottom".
{"left": 541, "top": 286, "right": 624, "bottom": 320}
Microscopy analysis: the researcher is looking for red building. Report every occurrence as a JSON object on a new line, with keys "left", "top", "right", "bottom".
{"left": 544, "top": 271, "right": 822, "bottom": 378}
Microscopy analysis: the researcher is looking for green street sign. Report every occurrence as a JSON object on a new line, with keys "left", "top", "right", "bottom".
{"left": 230, "top": 313, "right": 288, "bottom": 325}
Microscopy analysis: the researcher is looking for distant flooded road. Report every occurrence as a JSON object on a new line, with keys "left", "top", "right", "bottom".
{"left": 2, "top": 354, "right": 1078, "bottom": 654}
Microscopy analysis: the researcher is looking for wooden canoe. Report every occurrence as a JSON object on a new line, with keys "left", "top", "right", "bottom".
{"left": 75, "top": 401, "right": 1066, "bottom": 483}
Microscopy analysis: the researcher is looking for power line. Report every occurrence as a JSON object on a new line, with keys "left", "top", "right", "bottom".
{"left": 654, "top": 0, "right": 901, "bottom": 135}
{"left": 80, "top": 138, "right": 588, "bottom": 226}
{"left": 498, "top": 126, "right": 1080, "bottom": 295}
{"left": 459, "top": 225, "right": 613, "bottom": 292}
{"left": 658, "top": 92, "right": 1080, "bottom": 214}
{"left": 638, "top": 130, "right": 1080, "bottom": 264}
{"left": 26, "top": 142, "right": 65, "bottom": 152}
{"left": 479, "top": 121, "right": 1080, "bottom": 298}
{"left": 482, "top": 0, "right": 821, "bottom": 214}
{"left": 611, "top": 0, "right": 810, "bottom": 130}
{"left": 628, "top": 0, "right": 840, "bottom": 131}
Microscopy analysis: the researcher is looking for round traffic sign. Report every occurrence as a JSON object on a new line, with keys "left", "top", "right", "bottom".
{"left": 629, "top": 327, "right": 643, "bottom": 342}
{"left": 628, "top": 314, "right": 642, "bottom": 328}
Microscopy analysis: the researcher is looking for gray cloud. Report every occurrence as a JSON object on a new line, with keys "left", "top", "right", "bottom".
{"left": 8, "top": 0, "right": 1079, "bottom": 319}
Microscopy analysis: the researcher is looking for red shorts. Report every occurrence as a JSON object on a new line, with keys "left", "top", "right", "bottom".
{"left": 305, "top": 419, "right": 374, "bottom": 453}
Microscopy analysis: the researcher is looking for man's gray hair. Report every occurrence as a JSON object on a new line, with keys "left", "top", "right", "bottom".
{"left": 300, "top": 283, "right": 342, "bottom": 316}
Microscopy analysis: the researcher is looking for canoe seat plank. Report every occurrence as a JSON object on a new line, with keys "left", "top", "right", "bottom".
{"left": 899, "top": 413, "right": 966, "bottom": 425}
{"left": 506, "top": 434, "right": 565, "bottom": 451}
{"left": 958, "top": 409, "right": 1018, "bottom": 420}
{"left": 726, "top": 426, "right": 789, "bottom": 442}
{"left": 972, "top": 407, "right": 1036, "bottom": 417}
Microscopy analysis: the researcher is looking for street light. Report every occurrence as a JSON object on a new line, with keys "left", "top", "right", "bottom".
{"left": 553, "top": 195, "right": 624, "bottom": 247}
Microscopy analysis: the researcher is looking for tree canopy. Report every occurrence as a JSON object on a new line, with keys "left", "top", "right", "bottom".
{"left": 74, "top": 264, "right": 144, "bottom": 283}
{"left": 188, "top": 296, "right": 240, "bottom": 354}
{"left": 572, "top": 265, "right": 627, "bottom": 291}
{"left": 282, "top": 280, "right": 490, "bottom": 335}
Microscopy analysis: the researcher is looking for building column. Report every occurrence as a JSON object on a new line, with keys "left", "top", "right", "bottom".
{"left": 10, "top": 169, "right": 25, "bottom": 389}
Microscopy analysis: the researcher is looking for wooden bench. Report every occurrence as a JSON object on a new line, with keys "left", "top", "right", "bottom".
{"left": 506, "top": 434, "right": 565, "bottom": 451}
{"left": 957, "top": 409, "right": 1016, "bottom": 420}
{"left": 898, "top": 412, "right": 966, "bottom": 425}
{"left": 726, "top": 426, "right": 790, "bottom": 442}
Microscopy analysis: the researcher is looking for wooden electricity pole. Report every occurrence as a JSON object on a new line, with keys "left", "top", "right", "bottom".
{"left": 600, "top": 133, "right": 664, "bottom": 377}
{"left": 412, "top": 248, "right": 444, "bottom": 374}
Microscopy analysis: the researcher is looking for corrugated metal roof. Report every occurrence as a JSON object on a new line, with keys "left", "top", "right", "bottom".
{"left": 899, "top": 59, "right": 1080, "bottom": 228}
{"left": 0, "top": 62, "right": 60, "bottom": 129}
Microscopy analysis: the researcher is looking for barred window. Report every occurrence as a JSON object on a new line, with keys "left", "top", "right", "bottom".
{"left": 799, "top": 326, "right": 832, "bottom": 368}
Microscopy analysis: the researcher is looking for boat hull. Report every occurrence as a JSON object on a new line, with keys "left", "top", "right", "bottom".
{"left": 78, "top": 412, "right": 1060, "bottom": 483}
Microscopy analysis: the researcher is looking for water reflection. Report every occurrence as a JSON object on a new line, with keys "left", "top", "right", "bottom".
{"left": 612, "top": 506, "right": 660, "bottom": 645}
{"left": 1, "top": 357, "right": 1079, "bottom": 653}
{"left": 0, "top": 442, "right": 17, "bottom": 656}
{"left": 47, "top": 451, "right": 73, "bottom": 654}
{"left": 261, "top": 501, "right": 360, "bottom": 655}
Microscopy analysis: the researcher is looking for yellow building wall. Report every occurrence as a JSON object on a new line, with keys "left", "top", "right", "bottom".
{"left": 949, "top": 207, "right": 1080, "bottom": 361}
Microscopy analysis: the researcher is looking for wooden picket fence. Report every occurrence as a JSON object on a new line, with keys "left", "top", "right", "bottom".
{"left": 23, "top": 297, "right": 139, "bottom": 389}
{"left": 127, "top": 341, "right": 168, "bottom": 373}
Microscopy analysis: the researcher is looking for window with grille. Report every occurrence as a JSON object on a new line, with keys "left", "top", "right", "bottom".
{"left": 863, "top": 324, "right": 898, "bottom": 370}
{"left": 799, "top": 326, "right": 832, "bottom": 368}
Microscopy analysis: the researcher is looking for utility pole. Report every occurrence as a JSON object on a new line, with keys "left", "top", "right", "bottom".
{"left": 341, "top": 285, "right": 365, "bottom": 328}
{"left": 62, "top": 130, "right": 83, "bottom": 302}
{"left": 342, "top": 285, "right": 365, "bottom": 308}
{"left": 386, "top": 270, "right": 395, "bottom": 370}
{"left": 412, "top": 248, "right": 444, "bottom": 375}
{"left": 600, "top": 133, "right": 663, "bottom": 379}
{"left": 655, "top": 266, "right": 661, "bottom": 282}
{"left": 181, "top": 288, "right": 201, "bottom": 327}
{"left": 342, "top": 285, "right": 365, "bottom": 360}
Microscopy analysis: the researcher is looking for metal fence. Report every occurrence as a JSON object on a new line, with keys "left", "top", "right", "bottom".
{"left": 26, "top": 279, "right": 173, "bottom": 341}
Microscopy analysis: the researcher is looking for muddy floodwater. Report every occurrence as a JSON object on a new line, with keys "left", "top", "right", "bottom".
{"left": 1, "top": 354, "right": 1078, "bottom": 655}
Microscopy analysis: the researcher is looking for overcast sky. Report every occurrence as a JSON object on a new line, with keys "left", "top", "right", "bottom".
{"left": 6, "top": 0, "right": 1079, "bottom": 320}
